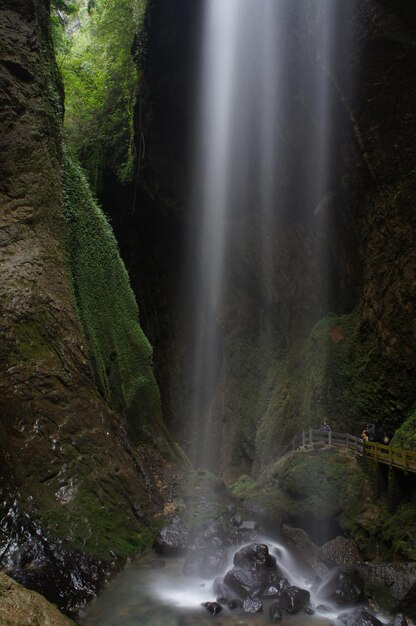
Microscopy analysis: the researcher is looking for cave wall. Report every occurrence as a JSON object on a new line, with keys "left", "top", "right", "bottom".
{"left": 0, "top": 0, "right": 172, "bottom": 614}
{"left": 101, "top": 0, "right": 416, "bottom": 479}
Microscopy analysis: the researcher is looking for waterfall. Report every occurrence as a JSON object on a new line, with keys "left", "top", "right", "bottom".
{"left": 184, "top": 0, "right": 351, "bottom": 473}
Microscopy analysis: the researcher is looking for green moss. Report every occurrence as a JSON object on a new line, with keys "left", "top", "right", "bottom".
{"left": 62, "top": 150, "right": 169, "bottom": 445}
{"left": 391, "top": 410, "right": 416, "bottom": 449}
{"left": 230, "top": 474, "right": 257, "bottom": 500}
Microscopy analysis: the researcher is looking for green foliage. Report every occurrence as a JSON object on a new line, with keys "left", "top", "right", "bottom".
{"left": 61, "top": 148, "right": 166, "bottom": 443}
{"left": 391, "top": 410, "right": 416, "bottom": 449}
{"left": 230, "top": 474, "right": 257, "bottom": 500}
{"left": 55, "top": 0, "right": 147, "bottom": 189}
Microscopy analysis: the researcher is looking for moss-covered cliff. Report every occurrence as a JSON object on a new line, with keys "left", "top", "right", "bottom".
{"left": 0, "top": 0, "right": 173, "bottom": 616}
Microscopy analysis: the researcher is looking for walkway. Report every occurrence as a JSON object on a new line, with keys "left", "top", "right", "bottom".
{"left": 280, "top": 429, "right": 416, "bottom": 474}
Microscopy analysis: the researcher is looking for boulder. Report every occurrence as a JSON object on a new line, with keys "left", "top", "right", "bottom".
{"left": 233, "top": 543, "right": 277, "bottom": 571}
{"left": 154, "top": 517, "right": 190, "bottom": 555}
{"left": 201, "top": 601, "right": 222, "bottom": 615}
{"left": 320, "top": 568, "right": 365, "bottom": 607}
{"left": 224, "top": 567, "right": 268, "bottom": 598}
{"left": 338, "top": 609, "right": 383, "bottom": 626}
{"left": 320, "top": 537, "right": 362, "bottom": 567}
{"left": 242, "top": 597, "right": 263, "bottom": 613}
{"left": 282, "top": 525, "right": 320, "bottom": 568}
{"left": 357, "top": 563, "right": 416, "bottom": 620}
{"left": 228, "top": 598, "right": 243, "bottom": 609}
{"left": 274, "top": 585, "right": 310, "bottom": 614}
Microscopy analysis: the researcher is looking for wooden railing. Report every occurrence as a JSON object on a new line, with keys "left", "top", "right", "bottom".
{"left": 279, "top": 429, "right": 416, "bottom": 474}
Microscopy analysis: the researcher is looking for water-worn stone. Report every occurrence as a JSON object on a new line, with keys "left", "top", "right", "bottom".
{"left": 228, "top": 598, "right": 243, "bottom": 609}
{"left": 274, "top": 585, "right": 310, "bottom": 614}
{"left": 233, "top": 543, "right": 277, "bottom": 571}
{"left": 201, "top": 601, "right": 222, "bottom": 615}
{"left": 224, "top": 567, "right": 268, "bottom": 598}
{"left": 242, "top": 597, "right": 263, "bottom": 613}
{"left": 154, "top": 517, "right": 190, "bottom": 555}
{"left": 320, "top": 568, "right": 365, "bottom": 607}
{"left": 338, "top": 609, "right": 383, "bottom": 626}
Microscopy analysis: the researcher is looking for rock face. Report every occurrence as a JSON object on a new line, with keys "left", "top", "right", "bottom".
{"left": 357, "top": 562, "right": 416, "bottom": 620}
{"left": 0, "top": 0, "right": 172, "bottom": 617}
{"left": 0, "top": 573, "right": 75, "bottom": 626}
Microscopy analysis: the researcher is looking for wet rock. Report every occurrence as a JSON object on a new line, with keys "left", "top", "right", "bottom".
{"left": 282, "top": 525, "right": 320, "bottom": 567}
{"left": 320, "top": 568, "right": 365, "bottom": 607}
{"left": 356, "top": 563, "right": 416, "bottom": 620}
{"left": 274, "top": 585, "right": 310, "bottom": 614}
{"left": 201, "top": 601, "right": 223, "bottom": 615}
{"left": 243, "top": 597, "right": 263, "bottom": 613}
{"left": 304, "top": 607, "right": 315, "bottom": 615}
{"left": 269, "top": 600, "right": 283, "bottom": 622}
{"left": 263, "top": 576, "right": 290, "bottom": 598}
{"left": 320, "top": 537, "right": 362, "bottom": 567}
{"left": 389, "top": 615, "right": 409, "bottom": 626}
{"left": 224, "top": 567, "right": 268, "bottom": 598}
{"left": 228, "top": 598, "right": 243, "bottom": 609}
{"left": 338, "top": 609, "right": 383, "bottom": 626}
{"left": 154, "top": 517, "right": 190, "bottom": 555}
{"left": 233, "top": 543, "right": 277, "bottom": 571}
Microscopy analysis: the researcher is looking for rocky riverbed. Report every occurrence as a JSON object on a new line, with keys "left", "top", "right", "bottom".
{"left": 81, "top": 509, "right": 413, "bottom": 626}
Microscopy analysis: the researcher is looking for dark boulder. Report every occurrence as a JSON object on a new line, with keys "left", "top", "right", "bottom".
{"left": 320, "top": 568, "right": 365, "bottom": 607}
{"left": 269, "top": 601, "right": 283, "bottom": 622}
{"left": 242, "top": 597, "right": 263, "bottom": 613}
{"left": 275, "top": 585, "right": 310, "bottom": 614}
{"left": 389, "top": 615, "right": 409, "bottom": 626}
{"left": 224, "top": 566, "right": 268, "bottom": 598}
{"left": 201, "top": 601, "right": 222, "bottom": 615}
{"left": 338, "top": 609, "right": 383, "bottom": 626}
{"left": 233, "top": 543, "right": 277, "bottom": 571}
{"left": 154, "top": 517, "right": 190, "bottom": 555}
{"left": 228, "top": 598, "right": 243, "bottom": 609}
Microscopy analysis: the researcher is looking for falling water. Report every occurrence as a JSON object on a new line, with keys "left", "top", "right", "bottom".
{"left": 185, "top": 0, "right": 347, "bottom": 472}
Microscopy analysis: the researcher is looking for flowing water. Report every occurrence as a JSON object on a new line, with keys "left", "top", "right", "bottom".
{"left": 80, "top": 537, "right": 390, "bottom": 626}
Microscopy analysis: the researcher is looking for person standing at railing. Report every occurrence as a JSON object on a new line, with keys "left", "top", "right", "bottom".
{"left": 361, "top": 429, "right": 369, "bottom": 442}
{"left": 320, "top": 421, "right": 332, "bottom": 433}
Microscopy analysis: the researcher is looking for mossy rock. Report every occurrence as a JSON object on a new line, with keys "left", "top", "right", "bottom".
{"left": 62, "top": 151, "right": 171, "bottom": 448}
